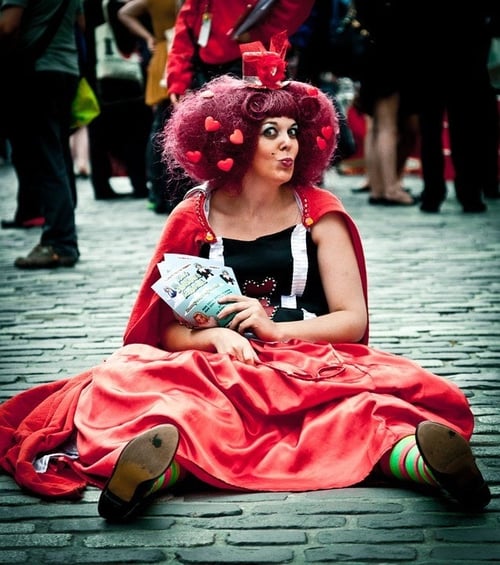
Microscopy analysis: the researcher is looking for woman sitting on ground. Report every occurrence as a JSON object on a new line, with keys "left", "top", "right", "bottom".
{"left": 0, "top": 35, "right": 490, "bottom": 521}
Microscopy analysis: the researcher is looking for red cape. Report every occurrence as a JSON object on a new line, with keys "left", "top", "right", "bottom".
{"left": 0, "top": 187, "right": 474, "bottom": 499}
{"left": 124, "top": 186, "right": 369, "bottom": 347}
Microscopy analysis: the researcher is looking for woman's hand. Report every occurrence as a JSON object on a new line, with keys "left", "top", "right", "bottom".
{"left": 218, "top": 295, "right": 281, "bottom": 343}
{"left": 146, "top": 36, "right": 156, "bottom": 53}
{"left": 169, "top": 93, "right": 181, "bottom": 105}
{"left": 161, "top": 321, "right": 258, "bottom": 364}
{"left": 208, "top": 327, "right": 258, "bottom": 364}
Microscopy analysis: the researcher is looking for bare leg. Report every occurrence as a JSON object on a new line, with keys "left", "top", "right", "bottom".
{"left": 70, "top": 127, "right": 90, "bottom": 177}
{"left": 368, "top": 93, "right": 414, "bottom": 204}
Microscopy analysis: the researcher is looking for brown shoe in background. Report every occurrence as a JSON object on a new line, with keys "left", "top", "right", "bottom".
{"left": 14, "top": 244, "right": 78, "bottom": 269}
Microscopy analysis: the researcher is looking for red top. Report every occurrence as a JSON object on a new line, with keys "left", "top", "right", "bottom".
{"left": 166, "top": 0, "right": 315, "bottom": 96}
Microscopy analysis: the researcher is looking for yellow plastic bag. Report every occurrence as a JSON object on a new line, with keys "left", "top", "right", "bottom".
{"left": 71, "top": 77, "right": 100, "bottom": 129}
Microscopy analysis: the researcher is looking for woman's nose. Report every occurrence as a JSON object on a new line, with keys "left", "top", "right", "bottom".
{"left": 279, "top": 134, "right": 292, "bottom": 148}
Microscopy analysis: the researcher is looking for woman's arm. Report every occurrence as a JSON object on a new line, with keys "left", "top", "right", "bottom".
{"left": 165, "top": 0, "right": 197, "bottom": 100}
{"left": 118, "top": 0, "right": 155, "bottom": 52}
{"left": 308, "top": 211, "right": 368, "bottom": 342}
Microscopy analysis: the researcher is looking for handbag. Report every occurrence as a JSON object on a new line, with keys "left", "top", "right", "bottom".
{"left": 94, "top": 0, "right": 143, "bottom": 85}
{"left": 71, "top": 77, "right": 100, "bottom": 129}
{"left": 328, "top": 4, "right": 373, "bottom": 81}
{"left": 94, "top": 22, "right": 144, "bottom": 85}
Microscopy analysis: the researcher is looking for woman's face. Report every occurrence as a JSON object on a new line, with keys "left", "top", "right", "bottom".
{"left": 247, "top": 116, "right": 299, "bottom": 185}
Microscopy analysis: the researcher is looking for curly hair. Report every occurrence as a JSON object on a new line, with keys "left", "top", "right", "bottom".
{"left": 161, "top": 75, "right": 339, "bottom": 191}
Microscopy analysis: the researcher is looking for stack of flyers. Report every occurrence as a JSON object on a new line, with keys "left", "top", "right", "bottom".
{"left": 152, "top": 254, "right": 241, "bottom": 328}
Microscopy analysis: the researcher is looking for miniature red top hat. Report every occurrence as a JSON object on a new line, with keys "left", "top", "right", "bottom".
{"left": 239, "top": 30, "right": 289, "bottom": 89}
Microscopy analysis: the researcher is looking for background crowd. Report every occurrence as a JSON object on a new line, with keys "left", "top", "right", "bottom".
{"left": 0, "top": 0, "right": 499, "bottom": 269}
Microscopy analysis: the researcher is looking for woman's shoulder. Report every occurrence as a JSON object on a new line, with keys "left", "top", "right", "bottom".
{"left": 166, "top": 185, "right": 218, "bottom": 244}
{"left": 168, "top": 187, "right": 205, "bottom": 224}
{"left": 295, "top": 186, "right": 348, "bottom": 226}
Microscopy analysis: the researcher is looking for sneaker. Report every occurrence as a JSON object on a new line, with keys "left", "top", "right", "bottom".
{"left": 14, "top": 244, "right": 78, "bottom": 269}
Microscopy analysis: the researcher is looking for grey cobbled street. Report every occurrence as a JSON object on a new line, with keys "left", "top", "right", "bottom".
{"left": 0, "top": 162, "right": 499, "bottom": 564}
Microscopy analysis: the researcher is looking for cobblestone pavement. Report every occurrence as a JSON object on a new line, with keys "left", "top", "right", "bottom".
{"left": 0, "top": 163, "right": 499, "bottom": 564}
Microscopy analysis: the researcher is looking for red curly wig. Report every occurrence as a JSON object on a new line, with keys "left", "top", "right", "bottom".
{"left": 161, "top": 75, "right": 339, "bottom": 192}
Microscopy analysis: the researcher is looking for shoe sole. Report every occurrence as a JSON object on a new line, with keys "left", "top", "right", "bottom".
{"left": 417, "top": 422, "right": 474, "bottom": 473}
{"left": 105, "top": 424, "right": 179, "bottom": 504}
{"left": 14, "top": 259, "right": 77, "bottom": 269}
{"left": 416, "top": 421, "right": 490, "bottom": 509}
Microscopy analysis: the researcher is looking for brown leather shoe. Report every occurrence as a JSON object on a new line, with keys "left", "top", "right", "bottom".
{"left": 98, "top": 424, "right": 179, "bottom": 522}
{"left": 14, "top": 244, "right": 78, "bottom": 269}
{"left": 416, "top": 421, "right": 491, "bottom": 511}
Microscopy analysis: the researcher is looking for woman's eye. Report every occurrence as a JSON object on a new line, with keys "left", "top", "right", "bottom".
{"left": 262, "top": 126, "right": 278, "bottom": 138}
{"left": 261, "top": 125, "right": 298, "bottom": 139}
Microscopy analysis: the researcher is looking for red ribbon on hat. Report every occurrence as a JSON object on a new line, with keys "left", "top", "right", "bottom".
{"left": 239, "top": 30, "right": 289, "bottom": 89}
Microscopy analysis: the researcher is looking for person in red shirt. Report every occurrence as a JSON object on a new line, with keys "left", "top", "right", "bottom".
{"left": 166, "top": 0, "right": 315, "bottom": 103}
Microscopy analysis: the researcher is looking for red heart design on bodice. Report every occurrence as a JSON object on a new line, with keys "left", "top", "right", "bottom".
{"left": 243, "top": 277, "right": 277, "bottom": 299}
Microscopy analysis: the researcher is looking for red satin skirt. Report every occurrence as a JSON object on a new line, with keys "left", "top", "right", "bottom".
{"left": 73, "top": 340, "right": 474, "bottom": 491}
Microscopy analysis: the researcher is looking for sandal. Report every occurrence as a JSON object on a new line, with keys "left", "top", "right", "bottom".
{"left": 415, "top": 421, "right": 490, "bottom": 511}
{"left": 98, "top": 424, "right": 179, "bottom": 522}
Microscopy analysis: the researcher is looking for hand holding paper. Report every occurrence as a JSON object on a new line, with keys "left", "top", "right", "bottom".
{"left": 152, "top": 254, "right": 241, "bottom": 328}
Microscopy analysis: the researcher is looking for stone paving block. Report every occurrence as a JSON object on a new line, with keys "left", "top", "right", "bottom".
{"left": 0, "top": 533, "right": 72, "bottom": 548}
{"left": 430, "top": 544, "right": 500, "bottom": 562}
{"left": 154, "top": 502, "right": 243, "bottom": 518}
{"left": 357, "top": 511, "right": 498, "bottom": 529}
{"left": 0, "top": 551, "right": 28, "bottom": 564}
{"left": 246, "top": 500, "right": 404, "bottom": 516}
{"left": 185, "top": 513, "right": 347, "bottom": 530}
{"left": 83, "top": 530, "right": 214, "bottom": 549}
{"left": 1, "top": 503, "right": 102, "bottom": 521}
{"left": 226, "top": 529, "right": 308, "bottom": 545}
{"left": 48, "top": 517, "right": 176, "bottom": 533}
{"left": 0, "top": 524, "right": 35, "bottom": 534}
{"left": 33, "top": 548, "right": 167, "bottom": 564}
{"left": 175, "top": 546, "right": 295, "bottom": 563}
{"left": 433, "top": 526, "right": 500, "bottom": 543}
{"left": 304, "top": 543, "right": 418, "bottom": 562}
{"left": 316, "top": 528, "right": 425, "bottom": 544}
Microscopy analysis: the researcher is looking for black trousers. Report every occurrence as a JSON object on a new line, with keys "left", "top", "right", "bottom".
{"left": 418, "top": 27, "right": 499, "bottom": 209}
{"left": 88, "top": 78, "right": 152, "bottom": 198}
{"left": 419, "top": 75, "right": 498, "bottom": 208}
{"left": 3, "top": 70, "right": 79, "bottom": 257}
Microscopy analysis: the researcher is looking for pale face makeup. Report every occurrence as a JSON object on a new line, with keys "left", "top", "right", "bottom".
{"left": 247, "top": 116, "right": 299, "bottom": 185}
